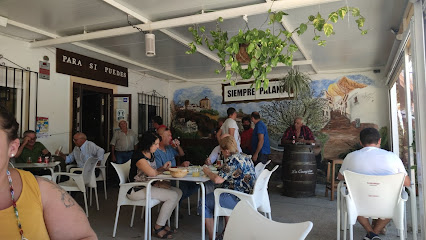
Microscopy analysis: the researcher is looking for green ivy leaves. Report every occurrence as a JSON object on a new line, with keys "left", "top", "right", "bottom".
{"left": 186, "top": 6, "right": 367, "bottom": 90}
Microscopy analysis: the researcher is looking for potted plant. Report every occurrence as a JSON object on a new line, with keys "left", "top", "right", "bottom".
{"left": 186, "top": 6, "right": 367, "bottom": 90}
{"left": 280, "top": 67, "right": 311, "bottom": 97}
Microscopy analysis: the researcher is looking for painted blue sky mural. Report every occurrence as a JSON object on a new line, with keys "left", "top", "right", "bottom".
{"left": 311, "top": 74, "right": 375, "bottom": 97}
{"left": 173, "top": 86, "right": 265, "bottom": 116}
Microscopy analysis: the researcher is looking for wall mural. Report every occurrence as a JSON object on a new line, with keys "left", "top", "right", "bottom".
{"left": 171, "top": 74, "right": 382, "bottom": 161}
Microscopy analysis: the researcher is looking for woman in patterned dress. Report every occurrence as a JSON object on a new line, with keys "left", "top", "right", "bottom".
{"left": 202, "top": 136, "right": 256, "bottom": 240}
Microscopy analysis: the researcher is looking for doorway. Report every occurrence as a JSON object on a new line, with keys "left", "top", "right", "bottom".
{"left": 72, "top": 83, "right": 112, "bottom": 151}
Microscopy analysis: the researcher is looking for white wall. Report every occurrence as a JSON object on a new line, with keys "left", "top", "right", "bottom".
{"left": 0, "top": 34, "right": 170, "bottom": 153}
{"left": 0, "top": 35, "right": 71, "bottom": 153}
{"left": 117, "top": 71, "right": 170, "bottom": 134}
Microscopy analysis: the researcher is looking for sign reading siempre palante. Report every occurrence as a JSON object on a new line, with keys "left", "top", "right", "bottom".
{"left": 56, "top": 48, "right": 128, "bottom": 87}
{"left": 222, "top": 80, "right": 290, "bottom": 103}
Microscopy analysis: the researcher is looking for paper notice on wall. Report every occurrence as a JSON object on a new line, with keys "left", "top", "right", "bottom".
{"left": 116, "top": 109, "right": 125, "bottom": 121}
{"left": 36, "top": 117, "right": 49, "bottom": 138}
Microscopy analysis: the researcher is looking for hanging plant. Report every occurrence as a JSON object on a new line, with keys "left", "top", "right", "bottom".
{"left": 186, "top": 6, "right": 367, "bottom": 89}
{"left": 280, "top": 67, "right": 311, "bottom": 97}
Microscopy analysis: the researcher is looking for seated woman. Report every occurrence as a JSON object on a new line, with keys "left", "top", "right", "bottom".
{"left": 0, "top": 106, "right": 97, "bottom": 239}
{"left": 202, "top": 136, "right": 256, "bottom": 240}
{"left": 127, "top": 131, "right": 182, "bottom": 239}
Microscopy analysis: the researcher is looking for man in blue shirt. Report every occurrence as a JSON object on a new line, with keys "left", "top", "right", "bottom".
{"left": 251, "top": 112, "right": 270, "bottom": 164}
{"left": 154, "top": 127, "right": 198, "bottom": 209}
{"left": 154, "top": 127, "right": 186, "bottom": 167}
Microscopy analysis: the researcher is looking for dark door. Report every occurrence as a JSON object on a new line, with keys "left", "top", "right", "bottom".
{"left": 72, "top": 83, "right": 112, "bottom": 151}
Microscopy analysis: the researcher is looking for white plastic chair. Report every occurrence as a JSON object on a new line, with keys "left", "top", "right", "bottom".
{"left": 212, "top": 165, "right": 278, "bottom": 240}
{"left": 223, "top": 200, "right": 313, "bottom": 240}
{"left": 341, "top": 170, "right": 407, "bottom": 240}
{"left": 96, "top": 152, "right": 111, "bottom": 199}
{"left": 255, "top": 159, "right": 271, "bottom": 177}
{"left": 66, "top": 163, "right": 78, "bottom": 172}
{"left": 111, "top": 161, "right": 161, "bottom": 238}
{"left": 40, "top": 175, "right": 52, "bottom": 180}
{"left": 52, "top": 157, "right": 99, "bottom": 217}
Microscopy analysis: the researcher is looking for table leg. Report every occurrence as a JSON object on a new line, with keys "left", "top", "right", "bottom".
{"left": 48, "top": 167, "right": 54, "bottom": 176}
{"left": 199, "top": 182, "right": 206, "bottom": 240}
{"left": 331, "top": 162, "right": 336, "bottom": 201}
{"left": 146, "top": 179, "right": 156, "bottom": 240}
{"left": 176, "top": 181, "right": 179, "bottom": 229}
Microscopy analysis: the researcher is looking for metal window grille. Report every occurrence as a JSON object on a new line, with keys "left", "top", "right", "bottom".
{"left": 0, "top": 65, "right": 38, "bottom": 136}
{"left": 138, "top": 91, "right": 168, "bottom": 136}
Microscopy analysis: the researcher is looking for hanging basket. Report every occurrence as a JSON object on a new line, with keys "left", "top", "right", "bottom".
{"left": 235, "top": 43, "right": 251, "bottom": 64}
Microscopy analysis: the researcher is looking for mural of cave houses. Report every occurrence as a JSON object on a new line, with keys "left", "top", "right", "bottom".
{"left": 171, "top": 73, "right": 387, "bottom": 162}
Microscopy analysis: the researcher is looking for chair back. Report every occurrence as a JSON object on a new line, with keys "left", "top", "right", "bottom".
{"left": 111, "top": 160, "right": 131, "bottom": 184}
{"left": 224, "top": 201, "right": 313, "bottom": 240}
{"left": 82, "top": 157, "right": 98, "bottom": 186}
{"left": 100, "top": 152, "right": 110, "bottom": 167}
{"left": 343, "top": 170, "right": 405, "bottom": 219}
{"left": 252, "top": 165, "right": 278, "bottom": 210}
{"left": 254, "top": 160, "right": 271, "bottom": 177}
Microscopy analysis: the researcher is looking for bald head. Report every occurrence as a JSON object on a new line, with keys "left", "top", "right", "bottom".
{"left": 157, "top": 127, "right": 167, "bottom": 136}
{"left": 73, "top": 132, "right": 87, "bottom": 147}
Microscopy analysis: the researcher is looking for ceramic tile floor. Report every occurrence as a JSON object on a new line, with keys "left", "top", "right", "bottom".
{"left": 80, "top": 181, "right": 420, "bottom": 240}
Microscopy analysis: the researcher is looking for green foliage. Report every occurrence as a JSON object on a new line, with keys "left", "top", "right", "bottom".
{"left": 200, "top": 109, "right": 219, "bottom": 116}
{"left": 172, "top": 128, "right": 200, "bottom": 139}
{"left": 379, "top": 126, "right": 389, "bottom": 151}
{"left": 280, "top": 68, "right": 311, "bottom": 97}
{"left": 338, "top": 142, "right": 363, "bottom": 159}
{"left": 316, "top": 132, "right": 330, "bottom": 161}
{"left": 260, "top": 90, "right": 329, "bottom": 138}
{"left": 186, "top": 6, "right": 367, "bottom": 90}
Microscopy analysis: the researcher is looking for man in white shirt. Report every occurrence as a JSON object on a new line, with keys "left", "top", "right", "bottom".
{"left": 338, "top": 128, "right": 410, "bottom": 240}
{"left": 217, "top": 107, "right": 242, "bottom": 153}
{"left": 57, "top": 132, "right": 105, "bottom": 168}
{"left": 110, "top": 120, "right": 138, "bottom": 164}
{"left": 205, "top": 134, "right": 230, "bottom": 165}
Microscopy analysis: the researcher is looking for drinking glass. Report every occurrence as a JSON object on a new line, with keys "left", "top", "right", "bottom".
{"left": 192, "top": 167, "right": 200, "bottom": 177}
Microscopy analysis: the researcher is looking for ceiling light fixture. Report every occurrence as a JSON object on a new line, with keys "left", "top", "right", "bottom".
{"left": 145, "top": 32, "right": 155, "bottom": 57}
{"left": 127, "top": 15, "right": 156, "bottom": 57}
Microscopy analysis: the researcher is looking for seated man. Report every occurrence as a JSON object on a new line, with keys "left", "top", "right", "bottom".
{"left": 57, "top": 132, "right": 105, "bottom": 168}
{"left": 154, "top": 127, "right": 199, "bottom": 206}
{"left": 205, "top": 134, "right": 230, "bottom": 166}
{"left": 338, "top": 128, "right": 410, "bottom": 240}
{"left": 16, "top": 130, "right": 51, "bottom": 163}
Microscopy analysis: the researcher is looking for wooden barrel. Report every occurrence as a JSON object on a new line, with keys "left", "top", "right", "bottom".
{"left": 282, "top": 144, "right": 317, "bottom": 197}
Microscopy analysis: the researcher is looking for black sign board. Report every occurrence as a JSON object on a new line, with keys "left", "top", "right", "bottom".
{"left": 56, "top": 48, "right": 128, "bottom": 87}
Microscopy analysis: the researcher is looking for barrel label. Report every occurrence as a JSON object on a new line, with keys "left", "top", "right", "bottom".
{"left": 291, "top": 169, "right": 314, "bottom": 175}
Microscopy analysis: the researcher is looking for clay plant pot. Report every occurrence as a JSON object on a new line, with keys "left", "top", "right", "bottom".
{"left": 235, "top": 43, "right": 251, "bottom": 64}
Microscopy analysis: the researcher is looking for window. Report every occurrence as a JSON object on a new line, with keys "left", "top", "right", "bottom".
{"left": 138, "top": 91, "right": 168, "bottom": 136}
{"left": 0, "top": 65, "right": 38, "bottom": 136}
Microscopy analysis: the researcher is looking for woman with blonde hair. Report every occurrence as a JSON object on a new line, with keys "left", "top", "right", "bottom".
{"left": 202, "top": 135, "right": 256, "bottom": 240}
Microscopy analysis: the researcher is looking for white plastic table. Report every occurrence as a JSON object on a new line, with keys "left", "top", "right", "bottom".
{"left": 14, "top": 161, "right": 61, "bottom": 175}
{"left": 147, "top": 174, "right": 210, "bottom": 240}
